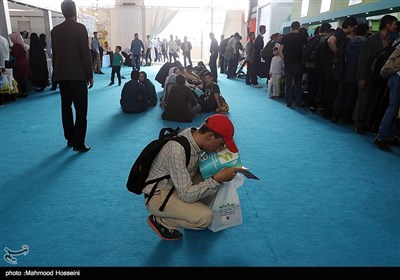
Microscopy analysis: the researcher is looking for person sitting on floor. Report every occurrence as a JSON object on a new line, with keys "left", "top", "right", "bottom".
{"left": 120, "top": 70, "right": 149, "bottom": 113}
{"left": 198, "top": 71, "right": 220, "bottom": 112}
{"left": 162, "top": 74, "right": 201, "bottom": 123}
{"left": 139, "top": 71, "right": 157, "bottom": 107}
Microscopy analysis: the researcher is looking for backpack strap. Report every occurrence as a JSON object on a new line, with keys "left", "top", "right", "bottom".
{"left": 159, "top": 127, "right": 180, "bottom": 139}
{"left": 145, "top": 136, "right": 191, "bottom": 211}
{"left": 174, "top": 136, "right": 191, "bottom": 166}
{"left": 159, "top": 187, "right": 174, "bottom": 211}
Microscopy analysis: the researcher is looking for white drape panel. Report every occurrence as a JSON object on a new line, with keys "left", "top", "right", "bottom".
{"left": 110, "top": 6, "right": 177, "bottom": 51}
{"left": 110, "top": 6, "right": 142, "bottom": 51}
{"left": 146, "top": 8, "right": 178, "bottom": 39}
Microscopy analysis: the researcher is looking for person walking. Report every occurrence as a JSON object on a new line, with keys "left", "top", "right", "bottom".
{"left": 130, "top": 33, "right": 145, "bottom": 71}
{"left": 51, "top": 0, "right": 93, "bottom": 152}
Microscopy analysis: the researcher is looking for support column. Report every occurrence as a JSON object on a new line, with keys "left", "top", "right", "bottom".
{"left": 0, "top": 0, "right": 12, "bottom": 38}
{"left": 43, "top": 9, "right": 53, "bottom": 48}
{"left": 141, "top": 5, "right": 146, "bottom": 40}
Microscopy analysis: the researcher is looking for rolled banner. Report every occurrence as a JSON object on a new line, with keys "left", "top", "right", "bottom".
{"left": 199, "top": 147, "right": 242, "bottom": 179}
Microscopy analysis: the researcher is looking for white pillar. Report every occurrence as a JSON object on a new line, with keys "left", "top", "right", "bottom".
{"left": 43, "top": 9, "right": 53, "bottom": 48}
{"left": 141, "top": 5, "right": 146, "bottom": 40}
{"left": 0, "top": 0, "right": 12, "bottom": 37}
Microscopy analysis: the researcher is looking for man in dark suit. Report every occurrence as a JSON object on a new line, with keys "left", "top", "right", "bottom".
{"left": 252, "top": 25, "right": 266, "bottom": 88}
{"left": 51, "top": 0, "right": 93, "bottom": 152}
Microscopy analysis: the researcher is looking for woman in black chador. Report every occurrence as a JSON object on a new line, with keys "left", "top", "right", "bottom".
{"left": 29, "top": 33, "right": 49, "bottom": 91}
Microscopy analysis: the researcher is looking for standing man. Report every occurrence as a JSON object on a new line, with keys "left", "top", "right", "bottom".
{"left": 0, "top": 33, "right": 9, "bottom": 69}
{"left": 168, "top": 35, "right": 178, "bottom": 63}
{"left": 219, "top": 34, "right": 228, "bottom": 74}
{"left": 252, "top": 25, "right": 266, "bottom": 88}
{"left": 278, "top": 21, "right": 307, "bottom": 108}
{"left": 130, "top": 33, "right": 145, "bottom": 71}
{"left": 245, "top": 32, "right": 255, "bottom": 86}
{"left": 355, "top": 15, "right": 398, "bottom": 134}
{"left": 209, "top": 32, "right": 219, "bottom": 82}
{"left": 181, "top": 36, "right": 193, "bottom": 68}
{"left": 152, "top": 37, "right": 159, "bottom": 62}
{"left": 145, "top": 35, "right": 152, "bottom": 66}
{"left": 0, "top": 33, "right": 10, "bottom": 106}
{"left": 91, "top": 31, "right": 104, "bottom": 74}
{"left": 374, "top": 39, "right": 400, "bottom": 152}
{"left": 51, "top": 0, "right": 93, "bottom": 152}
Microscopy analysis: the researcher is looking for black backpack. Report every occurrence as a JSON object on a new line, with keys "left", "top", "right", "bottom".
{"left": 370, "top": 40, "right": 400, "bottom": 81}
{"left": 312, "top": 35, "right": 331, "bottom": 69}
{"left": 261, "top": 40, "right": 275, "bottom": 62}
{"left": 302, "top": 34, "right": 321, "bottom": 63}
{"left": 126, "top": 127, "right": 191, "bottom": 211}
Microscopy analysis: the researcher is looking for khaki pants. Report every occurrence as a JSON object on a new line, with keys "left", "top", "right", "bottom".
{"left": 92, "top": 53, "right": 101, "bottom": 73}
{"left": 145, "top": 172, "right": 216, "bottom": 230}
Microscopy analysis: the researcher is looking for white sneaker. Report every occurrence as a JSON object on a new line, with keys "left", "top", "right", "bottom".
{"left": 252, "top": 84, "right": 263, "bottom": 88}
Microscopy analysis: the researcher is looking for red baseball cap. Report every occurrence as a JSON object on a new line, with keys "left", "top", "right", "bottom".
{"left": 206, "top": 114, "right": 238, "bottom": 153}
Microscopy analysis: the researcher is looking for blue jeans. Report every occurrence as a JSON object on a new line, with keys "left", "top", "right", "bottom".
{"left": 377, "top": 73, "right": 400, "bottom": 141}
{"left": 132, "top": 54, "right": 141, "bottom": 71}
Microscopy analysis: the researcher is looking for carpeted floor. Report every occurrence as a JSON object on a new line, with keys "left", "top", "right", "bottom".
{"left": 0, "top": 63, "right": 399, "bottom": 268}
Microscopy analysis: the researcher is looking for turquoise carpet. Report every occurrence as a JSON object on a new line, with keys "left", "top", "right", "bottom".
{"left": 0, "top": 64, "right": 399, "bottom": 268}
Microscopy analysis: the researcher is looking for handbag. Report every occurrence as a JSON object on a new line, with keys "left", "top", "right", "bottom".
{"left": 5, "top": 56, "right": 18, "bottom": 69}
{"left": 216, "top": 95, "right": 229, "bottom": 113}
{"left": 0, "top": 74, "right": 11, "bottom": 94}
{"left": 208, "top": 174, "right": 244, "bottom": 232}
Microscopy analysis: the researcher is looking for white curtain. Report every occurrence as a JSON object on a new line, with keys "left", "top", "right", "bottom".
{"left": 110, "top": 6, "right": 177, "bottom": 52}
{"left": 146, "top": 8, "right": 178, "bottom": 39}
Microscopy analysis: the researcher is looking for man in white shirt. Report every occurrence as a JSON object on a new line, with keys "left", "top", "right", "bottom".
{"left": 0, "top": 34, "right": 10, "bottom": 69}
{"left": 145, "top": 35, "right": 152, "bottom": 66}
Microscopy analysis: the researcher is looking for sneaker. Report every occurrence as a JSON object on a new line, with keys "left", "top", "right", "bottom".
{"left": 108, "top": 82, "right": 114, "bottom": 86}
{"left": 374, "top": 138, "right": 392, "bottom": 152}
{"left": 252, "top": 84, "right": 263, "bottom": 88}
{"left": 147, "top": 215, "right": 183, "bottom": 241}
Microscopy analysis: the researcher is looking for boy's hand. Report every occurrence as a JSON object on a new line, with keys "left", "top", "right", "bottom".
{"left": 212, "top": 167, "right": 247, "bottom": 183}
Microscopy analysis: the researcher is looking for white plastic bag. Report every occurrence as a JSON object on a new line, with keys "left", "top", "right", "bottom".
{"left": 208, "top": 174, "right": 244, "bottom": 232}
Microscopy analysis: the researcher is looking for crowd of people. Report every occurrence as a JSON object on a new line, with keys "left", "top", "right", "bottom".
{"left": 0, "top": 31, "right": 50, "bottom": 104}
{"left": 0, "top": 28, "right": 111, "bottom": 105}
{"left": 1, "top": 1, "right": 400, "bottom": 156}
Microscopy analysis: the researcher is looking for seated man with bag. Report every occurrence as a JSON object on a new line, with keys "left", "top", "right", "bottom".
{"left": 198, "top": 71, "right": 228, "bottom": 113}
{"left": 162, "top": 74, "right": 201, "bottom": 122}
{"left": 144, "top": 114, "right": 246, "bottom": 240}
